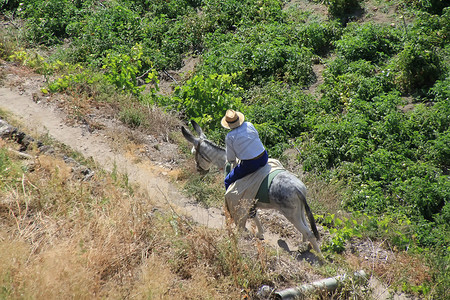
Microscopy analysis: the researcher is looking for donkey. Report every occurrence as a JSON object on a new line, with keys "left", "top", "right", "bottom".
{"left": 181, "top": 120, "right": 321, "bottom": 254}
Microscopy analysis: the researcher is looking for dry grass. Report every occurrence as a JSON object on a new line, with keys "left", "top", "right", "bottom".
{"left": 345, "top": 241, "right": 432, "bottom": 297}
{"left": 0, "top": 136, "right": 323, "bottom": 300}
{"left": 303, "top": 175, "right": 345, "bottom": 214}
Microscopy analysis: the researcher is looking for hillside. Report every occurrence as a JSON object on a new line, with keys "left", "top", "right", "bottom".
{"left": 1, "top": 0, "right": 449, "bottom": 299}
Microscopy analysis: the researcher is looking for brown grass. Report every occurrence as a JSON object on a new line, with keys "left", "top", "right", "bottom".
{"left": 346, "top": 244, "right": 432, "bottom": 295}
{"left": 1, "top": 137, "right": 323, "bottom": 299}
{"left": 303, "top": 174, "right": 345, "bottom": 214}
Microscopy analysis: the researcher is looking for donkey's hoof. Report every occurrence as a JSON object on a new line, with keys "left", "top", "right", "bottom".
{"left": 256, "top": 233, "right": 265, "bottom": 240}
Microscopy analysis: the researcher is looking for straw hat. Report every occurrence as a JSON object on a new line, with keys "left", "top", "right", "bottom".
{"left": 221, "top": 109, "right": 245, "bottom": 129}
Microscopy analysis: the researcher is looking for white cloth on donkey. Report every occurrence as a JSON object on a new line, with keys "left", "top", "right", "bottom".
{"left": 225, "top": 158, "right": 285, "bottom": 226}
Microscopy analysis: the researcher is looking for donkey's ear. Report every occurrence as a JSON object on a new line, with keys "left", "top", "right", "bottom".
{"left": 191, "top": 120, "right": 206, "bottom": 139}
{"left": 181, "top": 126, "right": 200, "bottom": 147}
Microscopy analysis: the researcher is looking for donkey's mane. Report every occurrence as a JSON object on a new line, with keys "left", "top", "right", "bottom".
{"left": 204, "top": 139, "right": 225, "bottom": 152}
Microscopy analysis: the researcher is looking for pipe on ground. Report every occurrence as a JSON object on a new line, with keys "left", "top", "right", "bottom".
{"left": 274, "top": 270, "right": 367, "bottom": 299}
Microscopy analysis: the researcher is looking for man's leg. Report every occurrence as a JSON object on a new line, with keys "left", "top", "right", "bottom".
{"left": 224, "top": 151, "right": 268, "bottom": 190}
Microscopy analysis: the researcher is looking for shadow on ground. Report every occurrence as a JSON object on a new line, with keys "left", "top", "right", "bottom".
{"left": 277, "top": 239, "right": 322, "bottom": 265}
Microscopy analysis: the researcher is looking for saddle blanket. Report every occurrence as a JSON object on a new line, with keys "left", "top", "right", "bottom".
{"left": 225, "top": 159, "right": 285, "bottom": 223}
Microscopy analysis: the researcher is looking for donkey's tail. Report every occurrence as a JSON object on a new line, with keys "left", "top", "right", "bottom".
{"left": 298, "top": 189, "right": 320, "bottom": 241}
{"left": 305, "top": 201, "right": 320, "bottom": 240}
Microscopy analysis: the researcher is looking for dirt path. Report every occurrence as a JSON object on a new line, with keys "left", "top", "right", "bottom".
{"left": 0, "top": 86, "right": 225, "bottom": 225}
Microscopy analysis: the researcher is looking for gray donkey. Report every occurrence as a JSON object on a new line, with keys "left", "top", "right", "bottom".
{"left": 181, "top": 120, "right": 321, "bottom": 254}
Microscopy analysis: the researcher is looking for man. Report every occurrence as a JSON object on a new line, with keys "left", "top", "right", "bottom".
{"left": 221, "top": 109, "right": 268, "bottom": 190}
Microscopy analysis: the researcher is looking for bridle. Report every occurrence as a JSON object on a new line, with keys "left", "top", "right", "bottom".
{"left": 194, "top": 138, "right": 212, "bottom": 172}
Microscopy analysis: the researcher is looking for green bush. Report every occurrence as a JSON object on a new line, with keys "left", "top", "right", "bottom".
{"left": 335, "top": 22, "right": 402, "bottom": 63}
{"left": 403, "top": 102, "right": 450, "bottom": 168}
{"left": 69, "top": 2, "right": 143, "bottom": 65}
{"left": 0, "top": 149, "right": 24, "bottom": 189}
{"left": 201, "top": 0, "right": 283, "bottom": 33}
{"left": 149, "top": 18, "right": 195, "bottom": 69}
{"left": 393, "top": 163, "right": 448, "bottom": 220}
{"left": 17, "top": 0, "right": 80, "bottom": 45}
{"left": 168, "top": 73, "right": 244, "bottom": 132}
{"left": 292, "top": 20, "right": 342, "bottom": 56}
{"left": 299, "top": 86, "right": 449, "bottom": 231}
{"left": 0, "top": 0, "right": 21, "bottom": 11}
{"left": 393, "top": 42, "right": 443, "bottom": 93}
{"left": 119, "top": 106, "right": 146, "bottom": 128}
{"left": 300, "top": 114, "right": 361, "bottom": 171}
{"left": 244, "top": 83, "right": 320, "bottom": 156}
{"left": 319, "top": 59, "right": 396, "bottom": 113}
{"left": 429, "top": 75, "right": 450, "bottom": 102}
{"left": 246, "top": 83, "right": 318, "bottom": 136}
{"left": 200, "top": 24, "right": 315, "bottom": 87}
{"left": 323, "top": 0, "right": 360, "bottom": 18}
{"left": 102, "top": 44, "right": 159, "bottom": 96}
{"left": 403, "top": 0, "right": 449, "bottom": 15}
{"left": 407, "top": 10, "right": 450, "bottom": 48}
{"left": 137, "top": 0, "right": 197, "bottom": 18}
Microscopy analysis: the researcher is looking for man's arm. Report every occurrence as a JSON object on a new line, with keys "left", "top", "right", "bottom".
{"left": 225, "top": 135, "right": 237, "bottom": 164}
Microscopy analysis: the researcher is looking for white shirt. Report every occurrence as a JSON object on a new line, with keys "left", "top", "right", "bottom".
{"left": 225, "top": 122, "right": 265, "bottom": 162}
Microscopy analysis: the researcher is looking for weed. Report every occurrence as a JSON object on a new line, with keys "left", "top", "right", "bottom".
{"left": 119, "top": 106, "right": 146, "bottom": 129}
{"left": 182, "top": 170, "right": 223, "bottom": 208}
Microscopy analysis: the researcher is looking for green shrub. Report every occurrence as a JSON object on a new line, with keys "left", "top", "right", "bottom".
{"left": 119, "top": 106, "right": 146, "bottom": 128}
{"left": 102, "top": 44, "right": 159, "bottom": 96}
{"left": 403, "top": 0, "right": 449, "bottom": 15}
{"left": 137, "top": 0, "right": 197, "bottom": 18}
{"left": 9, "top": 50, "right": 51, "bottom": 75}
{"left": 403, "top": 101, "right": 450, "bottom": 168}
{"left": 168, "top": 73, "right": 244, "bottom": 132}
{"left": 200, "top": 24, "right": 315, "bottom": 87}
{"left": 245, "top": 83, "right": 321, "bottom": 155}
{"left": 393, "top": 42, "right": 443, "bottom": 93}
{"left": 150, "top": 18, "right": 194, "bottom": 68}
{"left": 323, "top": 0, "right": 360, "bottom": 18}
{"left": 0, "top": 149, "right": 24, "bottom": 189}
{"left": 292, "top": 20, "right": 342, "bottom": 56}
{"left": 319, "top": 59, "right": 396, "bottom": 113}
{"left": 335, "top": 22, "right": 402, "bottom": 63}
{"left": 407, "top": 10, "right": 450, "bottom": 48}
{"left": 300, "top": 115, "right": 357, "bottom": 171}
{"left": 247, "top": 83, "right": 319, "bottom": 136}
{"left": 0, "top": 24, "right": 19, "bottom": 59}
{"left": 17, "top": 0, "right": 79, "bottom": 45}
{"left": 0, "top": 0, "right": 21, "bottom": 11}
{"left": 429, "top": 75, "right": 450, "bottom": 102}
{"left": 300, "top": 86, "right": 448, "bottom": 232}
{"left": 201, "top": 0, "right": 283, "bottom": 33}
{"left": 69, "top": 2, "right": 143, "bottom": 65}
{"left": 393, "top": 163, "right": 448, "bottom": 221}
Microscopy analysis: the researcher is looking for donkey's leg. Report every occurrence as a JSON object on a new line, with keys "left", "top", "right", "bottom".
{"left": 252, "top": 212, "right": 265, "bottom": 240}
{"left": 282, "top": 207, "right": 321, "bottom": 254}
{"left": 298, "top": 205, "right": 309, "bottom": 243}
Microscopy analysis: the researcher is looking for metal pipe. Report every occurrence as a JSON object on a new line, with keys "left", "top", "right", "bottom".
{"left": 275, "top": 270, "right": 367, "bottom": 300}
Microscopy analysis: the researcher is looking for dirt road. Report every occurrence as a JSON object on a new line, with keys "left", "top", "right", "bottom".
{"left": 0, "top": 85, "right": 227, "bottom": 225}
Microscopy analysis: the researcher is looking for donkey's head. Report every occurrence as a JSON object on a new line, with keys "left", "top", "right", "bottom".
{"left": 181, "top": 120, "right": 213, "bottom": 174}
{"left": 181, "top": 120, "right": 226, "bottom": 174}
